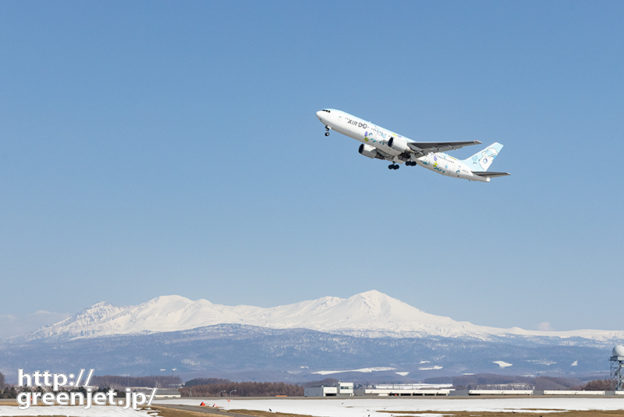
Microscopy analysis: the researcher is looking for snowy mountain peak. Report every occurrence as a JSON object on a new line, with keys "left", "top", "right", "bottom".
{"left": 30, "top": 290, "right": 624, "bottom": 342}
{"left": 76, "top": 301, "right": 121, "bottom": 320}
{"left": 346, "top": 289, "right": 423, "bottom": 313}
{"left": 349, "top": 289, "right": 397, "bottom": 305}
{"left": 31, "top": 300, "right": 123, "bottom": 339}
{"left": 150, "top": 294, "right": 193, "bottom": 303}
{"left": 144, "top": 294, "right": 195, "bottom": 308}
{"left": 352, "top": 289, "right": 387, "bottom": 299}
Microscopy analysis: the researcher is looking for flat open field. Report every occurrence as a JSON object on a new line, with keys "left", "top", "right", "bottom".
{"left": 3, "top": 398, "right": 624, "bottom": 417}
{"left": 155, "top": 397, "right": 624, "bottom": 417}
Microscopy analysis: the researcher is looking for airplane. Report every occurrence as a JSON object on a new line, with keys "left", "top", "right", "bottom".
{"left": 315, "top": 109, "right": 509, "bottom": 182}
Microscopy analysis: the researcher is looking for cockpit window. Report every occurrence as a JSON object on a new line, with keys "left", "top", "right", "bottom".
{"left": 322, "top": 109, "right": 331, "bottom": 113}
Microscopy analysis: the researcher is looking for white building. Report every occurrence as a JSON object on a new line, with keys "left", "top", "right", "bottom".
{"left": 338, "top": 382, "right": 354, "bottom": 396}
{"left": 356, "top": 383, "right": 454, "bottom": 397}
{"left": 304, "top": 385, "right": 338, "bottom": 397}
{"left": 304, "top": 382, "right": 353, "bottom": 397}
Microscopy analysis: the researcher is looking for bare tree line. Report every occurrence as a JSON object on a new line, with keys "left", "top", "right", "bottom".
{"left": 181, "top": 379, "right": 303, "bottom": 397}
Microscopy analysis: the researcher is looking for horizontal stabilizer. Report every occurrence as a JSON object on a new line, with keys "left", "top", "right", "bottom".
{"left": 472, "top": 171, "right": 510, "bottom": 178}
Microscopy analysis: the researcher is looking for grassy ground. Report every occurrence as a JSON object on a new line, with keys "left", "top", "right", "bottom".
{"left": 229, "top": 409, "right": 316, "bottom": 417}
{"left": 152, "top": 405, "right": 226, "bottom": 417}
{"left": 151, "top": 405, "right": 312, "bottom": 417}
{"left": 0, "top": 399, "right": 16, "bottom": 405}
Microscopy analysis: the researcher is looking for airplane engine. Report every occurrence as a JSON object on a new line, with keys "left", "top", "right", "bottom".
{"left": 388, "top": 136, "right": 410, "bottom": 153}
{"left": 358, "top": 144, "right": 384, "bottom": 160}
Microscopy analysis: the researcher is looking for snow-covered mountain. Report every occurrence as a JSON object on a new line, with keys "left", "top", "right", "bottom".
{"left": 31, "top": 290, "right": 624, "bottom": 341}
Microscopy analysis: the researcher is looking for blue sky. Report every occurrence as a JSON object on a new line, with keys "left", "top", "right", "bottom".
{"left": 1, "top": 1, "right": 622, "bottom": 332}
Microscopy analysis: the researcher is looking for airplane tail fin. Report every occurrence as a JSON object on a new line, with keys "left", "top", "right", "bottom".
{"left": 463, "top": 142, "right": 503, "bottom": 172}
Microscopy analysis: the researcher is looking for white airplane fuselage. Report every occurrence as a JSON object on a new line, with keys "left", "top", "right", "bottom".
{"left": 316, "top": 109, "right": 492, "bottom": 182}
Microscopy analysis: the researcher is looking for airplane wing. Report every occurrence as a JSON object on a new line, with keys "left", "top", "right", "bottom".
{"left": 472, "top": 171, "right": 511, "bottom": 177}
{"left": 407, "top": 140, "right": 481, "bottom": 155}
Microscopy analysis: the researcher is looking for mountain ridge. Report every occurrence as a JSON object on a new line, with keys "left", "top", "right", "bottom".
{"left": 30, "top": 290, "right": 624, "bottom": 342}
{"left": 3, "top": 322, "right": 612, "bottom": 381}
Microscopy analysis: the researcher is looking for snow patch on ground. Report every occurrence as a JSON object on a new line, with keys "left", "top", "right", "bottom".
{"left": 493, "top": 360, "right": 513, "bottom": 368}
{"left": 155, "top": 398, "right": 624, "bottom": 416}
{"left": 313, "top": 367, "right": 395, "bottom": 375}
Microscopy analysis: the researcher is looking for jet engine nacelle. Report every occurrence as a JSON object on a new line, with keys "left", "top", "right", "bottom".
{"left": 358, "top": 144, "right": 383, "bottom": 160}
{"left": 387, "top": 136, "right": 410, "bottom": 153}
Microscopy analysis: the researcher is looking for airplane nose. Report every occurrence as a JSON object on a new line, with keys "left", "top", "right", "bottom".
{"left": 316, "top": 110, "right": 324, "bottom": 120}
